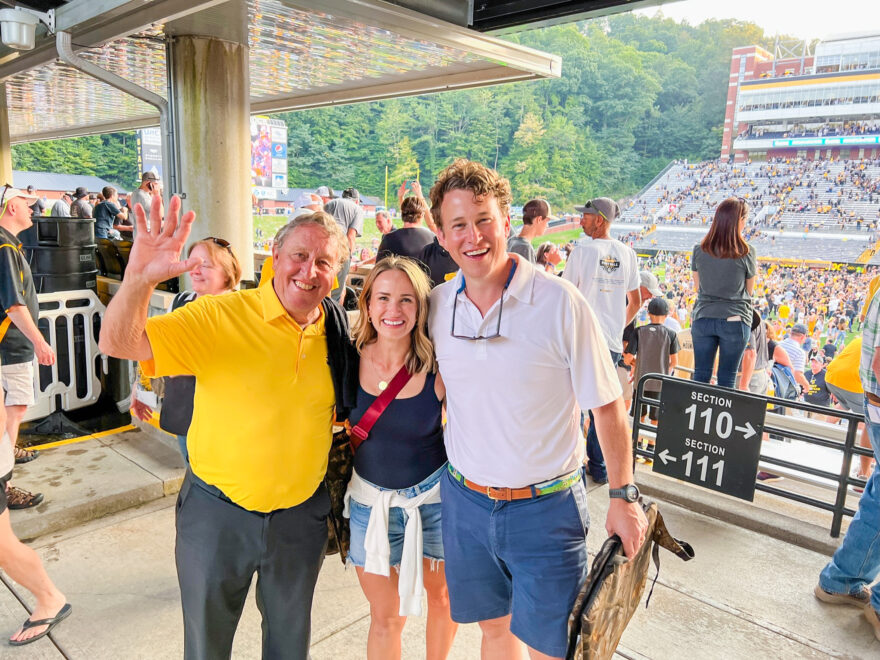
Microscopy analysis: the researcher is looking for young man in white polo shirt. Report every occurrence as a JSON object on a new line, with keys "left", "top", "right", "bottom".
{"left": 427, "top": 160, "right": 647, "bottom": 659}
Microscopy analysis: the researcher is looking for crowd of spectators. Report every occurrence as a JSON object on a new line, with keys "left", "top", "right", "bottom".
{"left": 739, "top": 121, "right": 880, "bottom": 140}
{"left": 737, "top": 91, "right": 880, "bottom": 113}
{"left": 622, "top": 157, "right": 880, "bottom": 244}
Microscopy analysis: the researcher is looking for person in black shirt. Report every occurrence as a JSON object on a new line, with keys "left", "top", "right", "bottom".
{"left": 25, "top": 187, "right": 44, "bottom": 218}
{"left": 376, "top": 194, "right": 434, "bottom": 262}
{"left": 417, "top": 237, "right": 458, "bottom": 288}
{"left": 804, "top": 355, "right": 832, "bottom": 412}
{"left": 0, "top": 188, "right": 57, "bottom": 507}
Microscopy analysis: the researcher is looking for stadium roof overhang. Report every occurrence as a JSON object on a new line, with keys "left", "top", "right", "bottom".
{"left": 0, "top": 0, "right": 567, "bottom": 144}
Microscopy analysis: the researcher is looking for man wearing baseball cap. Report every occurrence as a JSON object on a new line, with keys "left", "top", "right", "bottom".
{"left": 324, "top": 186, "right": 364, "bottom": 305}
{"left": 0, "top": 191, "right": 70, "bottom": 641}
{"left": 779, "top": 323, "right": 812, "bottom": 393}
{"left": 804, "top": 353, "right": 832, "bottom": 413}
{"left": 25, "top": 186, "right": 44, "bottom": 218}
{"left": 130, "top": 172, "right": 161, "bottom": 236}
{"left": 563, "top": 196, "right": 640, "bottom": 484}
{"left": 0, "top": 187, "right": 56, "bottom": 508}
{"left": 292, "top": 192, "right": 322, "bottom": 219}
{"left": 50, "top": 192, "right": 72, "bottom": 218}
{"left": 639, "top": 270, "right": 662, "bottom": 298}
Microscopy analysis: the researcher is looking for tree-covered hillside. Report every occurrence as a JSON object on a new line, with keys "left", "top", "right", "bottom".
{"left": 12, "top": 13, "right": 776, "bottom": 208}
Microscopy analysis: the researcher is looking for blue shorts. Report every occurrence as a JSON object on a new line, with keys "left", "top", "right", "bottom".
{"left": 347, "top": 464, "right": 446, "bottom": 568}
{"left": 441, "top": 468, "right": 590, "bottom": 658}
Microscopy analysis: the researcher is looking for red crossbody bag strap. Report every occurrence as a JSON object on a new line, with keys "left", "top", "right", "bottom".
{"left": 349, "top": 365, "right": 412, "bottom": 452}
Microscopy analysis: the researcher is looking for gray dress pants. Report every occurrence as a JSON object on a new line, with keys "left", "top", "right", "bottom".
{"left": 175, "top": 471, "right": 329, "bottom": 660}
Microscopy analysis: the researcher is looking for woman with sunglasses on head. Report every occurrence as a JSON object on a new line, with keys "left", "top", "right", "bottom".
{"left": 131, "top": 237, "right": 242, "bottom": 460}
{"left": 344, "top": 256, "right": 456, "bottom": 660}
{"left": 690, "top": 197, "right": 757, "bottom": 389}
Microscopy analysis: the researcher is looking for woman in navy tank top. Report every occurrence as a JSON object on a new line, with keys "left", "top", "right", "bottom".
{"left": 344, "top": 256, "right": 456, "bottom": 659}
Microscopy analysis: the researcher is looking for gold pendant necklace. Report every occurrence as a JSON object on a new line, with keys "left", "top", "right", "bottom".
{"left": 369, "top": 351, "right": 398, "bottom": 392}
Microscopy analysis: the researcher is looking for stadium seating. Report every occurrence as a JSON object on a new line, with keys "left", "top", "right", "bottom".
{"left": 619, "top": 158, "right": 880, "bottom": 260}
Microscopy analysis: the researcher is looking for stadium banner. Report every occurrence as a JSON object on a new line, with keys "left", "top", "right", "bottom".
{"left": 831, "top": 263, "right": 866, "bottom": 273}
{"left": 137, "top": 128, "right": 163, "bottom": 179}
{"left": 253, "top": 187, "right": 277, "bottom": 200}
{"left": 772, "top": 136, "right": 880, "bottom": 148}
{"left": 251, "top": 116, "right": 288, "bottom": 189}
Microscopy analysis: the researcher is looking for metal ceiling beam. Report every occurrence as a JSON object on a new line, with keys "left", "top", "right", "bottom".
{"left": 382, "top": 0, "right": 472, "bottom": 27}
{"left": 10, "top": 114, "right": 158, "bottom": 144}
{"left": 472, "top": 0, "right": 681, "bottom": 33}
{"left": 250, "top": 64, "right": 542, "bottom": 114}
{"left": 280, "top": 0, "right": 560, "bottom": 78}
{"left": 0, "top": 0, "right": 227, "bottom": 82}
{"left": 11, "top": 61, "right": 544, "bottom": 142}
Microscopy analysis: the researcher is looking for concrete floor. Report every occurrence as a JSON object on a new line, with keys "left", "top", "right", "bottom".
{"left": 0, "top": 489, "right": 877, "bottom": 658}
{"left": 0, "top": 421, "right": 876, "bottom": 658}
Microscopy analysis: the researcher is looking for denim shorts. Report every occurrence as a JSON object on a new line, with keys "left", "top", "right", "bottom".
{"left": 347, "top": 464, "right": 446, "bottom": 568}
{"left": 440, "top": 468, "right": 590, "bottom": 658}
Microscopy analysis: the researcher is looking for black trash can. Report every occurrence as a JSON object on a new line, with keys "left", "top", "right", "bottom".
{"left": 22, "top": 218, "right": 98, "bottom": 294}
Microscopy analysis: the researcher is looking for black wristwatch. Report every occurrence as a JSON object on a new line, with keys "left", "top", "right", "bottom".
{"left": 608, "top": 484, "right": 640, "bottom": 503}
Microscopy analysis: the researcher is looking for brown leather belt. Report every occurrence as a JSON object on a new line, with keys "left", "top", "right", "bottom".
{"left": 447, "top": 464, "right": 582, "bottom": 501}
{"left": 866, "top": 392, "right": 880, "bottom": 406}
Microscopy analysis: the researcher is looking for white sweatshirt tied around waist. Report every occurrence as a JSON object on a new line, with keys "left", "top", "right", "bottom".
{"left": 343, "top": 469, "right": 441, "bottom": 616}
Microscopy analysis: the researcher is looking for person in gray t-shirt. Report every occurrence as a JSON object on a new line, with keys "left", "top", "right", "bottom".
{"left": 130, "top": 172, "right": 161, "bottom": 236}
{"left": 324, "top": 188, "right": 364, "bottom": 304}
{"left": 507, "top": 199, "right": 554, "bottom": 263}
{"left": 690, "top": 197, "right": 757, "bottom": 389}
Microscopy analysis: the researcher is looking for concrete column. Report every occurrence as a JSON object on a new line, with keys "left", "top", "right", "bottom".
{"left": 167, "top": 1, "right": 253, "bottom": 279}
{"left": 0, "top": 83, "right": 13, "bottom": 187}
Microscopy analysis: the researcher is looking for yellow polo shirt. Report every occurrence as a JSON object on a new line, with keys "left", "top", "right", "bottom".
{"left": 825, "top": 336, "right": 863, "bottom": 394}
{"left": 143, "top": 287, "right": 335, "bottom": 512}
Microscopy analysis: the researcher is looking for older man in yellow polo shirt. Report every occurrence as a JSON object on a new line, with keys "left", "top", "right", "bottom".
{"left": 99, "top": 195, "right": 357, "bottom": 659}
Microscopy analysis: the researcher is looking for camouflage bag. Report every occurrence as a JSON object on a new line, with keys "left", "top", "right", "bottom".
{"left": 324, "top": 427, "right": 353, "bottom": 565}
{"left": 565, "top": 499, "right": 694, "bottom": 660}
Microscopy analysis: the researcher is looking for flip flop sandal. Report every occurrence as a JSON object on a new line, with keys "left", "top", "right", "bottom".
{"left": 13, "top": 447, "right": 38, "bottom": 464}
{"left": 8, "top": 603, "right": 72, "bottom": 646}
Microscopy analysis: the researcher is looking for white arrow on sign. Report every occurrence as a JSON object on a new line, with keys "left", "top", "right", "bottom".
{"left": 734, "top": 422, "right": 756, "bottom": 439}
{"left": 658, "top": 449, "right": 677, "bottom": 465}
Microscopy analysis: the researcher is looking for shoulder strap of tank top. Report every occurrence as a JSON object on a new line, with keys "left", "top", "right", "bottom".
{"left": 349, "top": 365, "right": 412, "bottom": 452}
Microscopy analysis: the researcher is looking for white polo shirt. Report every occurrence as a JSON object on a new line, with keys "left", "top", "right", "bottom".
{"left": 562, "top": 238, "right": 639, "bottom": 353}
{"left": 429, "top": 254, "right": 622, "bottom": 488}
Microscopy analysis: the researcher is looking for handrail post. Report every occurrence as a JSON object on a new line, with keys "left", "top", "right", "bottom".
{"left": 831, "top": 417, "right": 858, "bottom": 538}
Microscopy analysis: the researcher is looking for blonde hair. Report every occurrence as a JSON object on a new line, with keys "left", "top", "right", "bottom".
{"left": 353, "top": 256, "right": 435, "bottom": 374}
{"left": 429, "top": 158, "right": 512, "bottom": 230}
{"left": 187, "top": 237, "right": 242, "bottom": 290}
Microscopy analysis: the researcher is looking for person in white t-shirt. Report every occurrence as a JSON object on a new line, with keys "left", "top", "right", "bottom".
{"left": 427, "top": 160, "right": 647, "bottom": 659}
{"left": 562, "top": 197, "right": 640, "bottom": 484}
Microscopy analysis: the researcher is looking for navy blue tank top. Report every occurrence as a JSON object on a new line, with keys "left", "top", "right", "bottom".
{"left": 350, "top": 371, "right": 446, "bottom": 489}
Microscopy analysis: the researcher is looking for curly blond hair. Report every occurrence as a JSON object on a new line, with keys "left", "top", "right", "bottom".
{"left": 429, "top": 159, "right": 512, "bottom": 230}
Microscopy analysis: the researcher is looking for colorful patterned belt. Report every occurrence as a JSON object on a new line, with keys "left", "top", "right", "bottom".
{"left": 447, "top": 464, "right": 582, "bottom": 501}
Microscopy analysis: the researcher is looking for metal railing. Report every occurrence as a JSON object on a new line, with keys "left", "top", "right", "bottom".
{"left": 631, "top": 373, "right": 873, "bottom": 538}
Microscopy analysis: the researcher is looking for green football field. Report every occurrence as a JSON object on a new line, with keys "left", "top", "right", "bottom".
{"left": 254, "top": 214, "right": 384, "bottom": 250}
